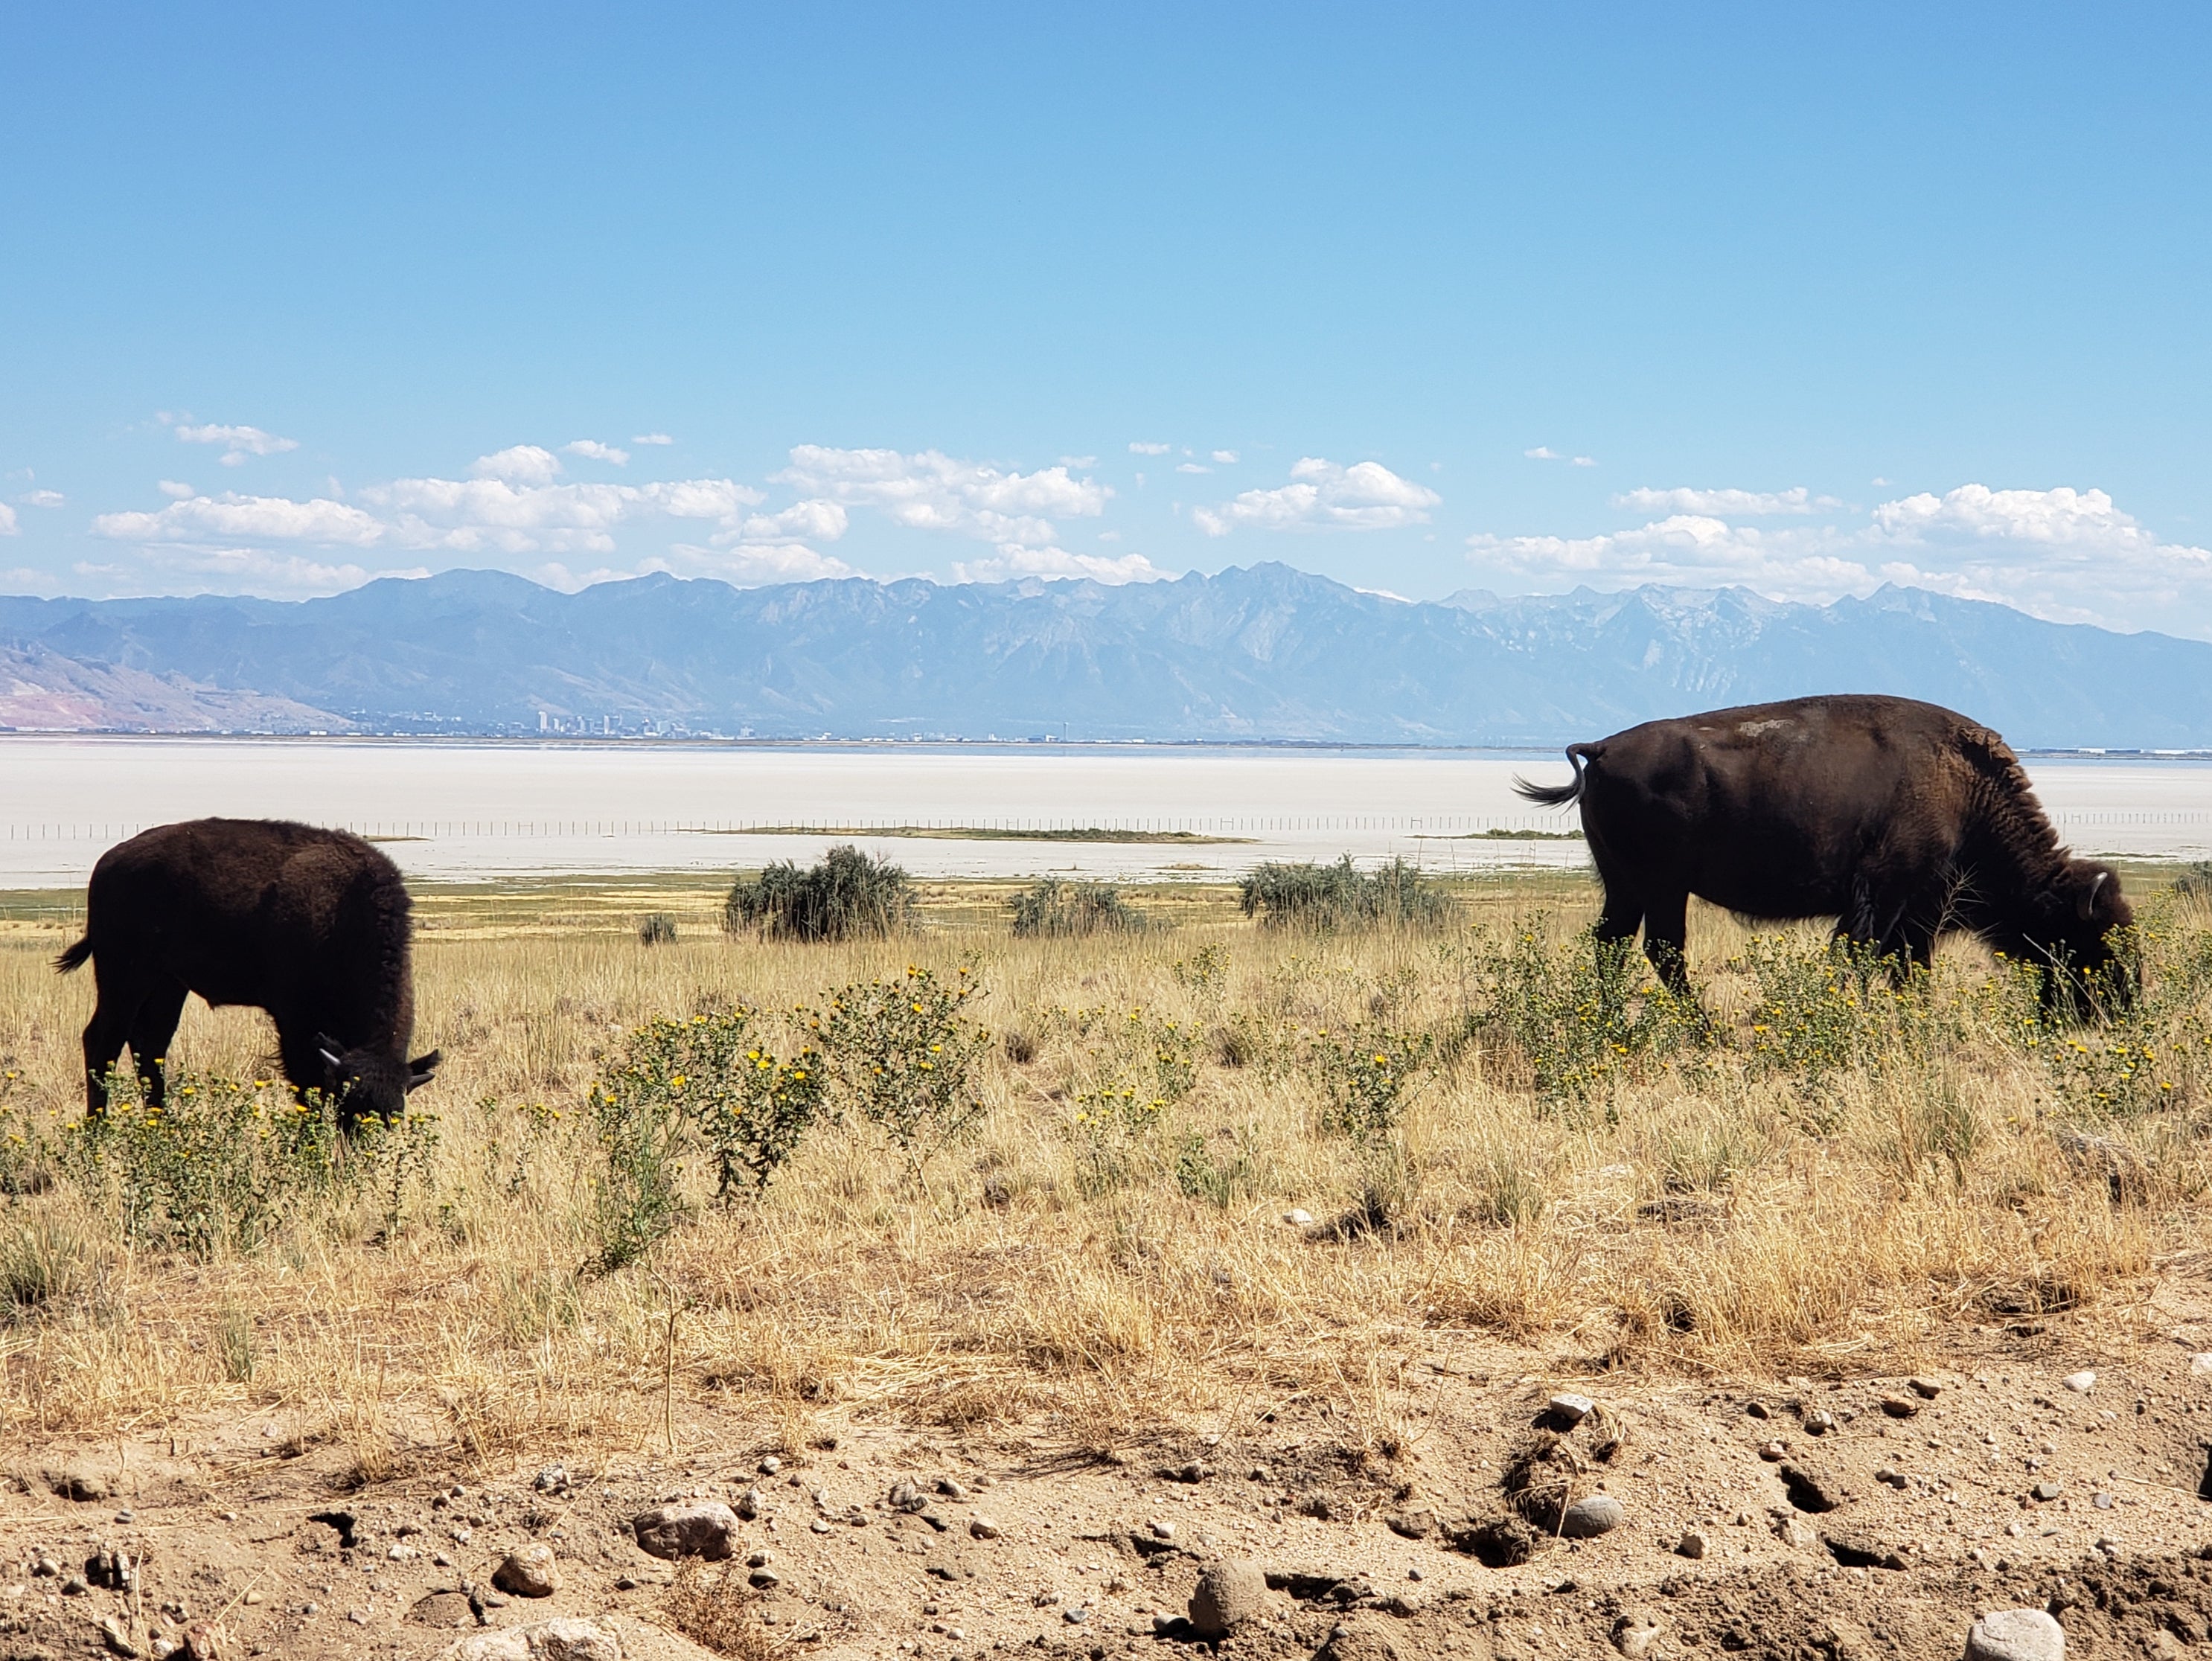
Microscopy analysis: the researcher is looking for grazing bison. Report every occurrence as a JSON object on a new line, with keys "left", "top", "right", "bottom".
{"left": 55, "top": 819, "right": 440, "bottom": 1125}
{"left": 1514, "top": 695, "right": 2134, "bottom": 1011}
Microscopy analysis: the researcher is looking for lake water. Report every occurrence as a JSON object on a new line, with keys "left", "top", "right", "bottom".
{"left": 2, "top": 737, "right": 2209, "bottom": 889}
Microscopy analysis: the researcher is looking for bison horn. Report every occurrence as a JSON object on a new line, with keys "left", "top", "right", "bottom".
{"left": 406, "top": 1050, "right": 442, "bottom": 1091}
{"left": 2077, "top": 869, "right": 2109, "bottom": 921}
{"left": 316, "top": 1031, "right": 345, "bottom": 1073}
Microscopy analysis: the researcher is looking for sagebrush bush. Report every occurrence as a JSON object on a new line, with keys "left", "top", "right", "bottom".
{"left": 1008, "top": 877, "right": 1149, "bottom": 938}
{"left": 723, "top": 844, "right": 912, "bottom": 941}
{"left": 1238, "top": 856, "right": 1451, "bottom": 932}
{"left": 638, "top": 912, "right": 679, "bottom": 945}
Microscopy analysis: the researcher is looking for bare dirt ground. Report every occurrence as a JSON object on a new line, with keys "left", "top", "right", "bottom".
{"left": 5, "top": 1301, "right": 2210, "bottom": 1661}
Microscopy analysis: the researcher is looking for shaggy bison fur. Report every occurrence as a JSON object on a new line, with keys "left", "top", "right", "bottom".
{"left": 56, "top": 818, "right": 440, "bottom": 1125}
{"left": 1515, "top": 695, "right": 2134, "bottom": 1011}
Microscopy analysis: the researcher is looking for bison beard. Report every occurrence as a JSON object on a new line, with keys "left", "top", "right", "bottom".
{"left": 55, "top": 818, "right": 441, "bottom": 1127}
{"left": 1514, "top": 695, "right": 2135, "bottom": 1015}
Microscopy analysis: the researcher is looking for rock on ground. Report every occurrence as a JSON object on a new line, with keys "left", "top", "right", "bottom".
{"left": 1965, "top": 1608, "right": 2066, "bottom": 1661}
{"left": 1189, "top": 1558, "right": 1270, "bottom": 1638}
{"left": 444, "top": 1618, "right": 623, "bottom": 1661}
{"left": 1561, "top": 1494, "right": 1625, "bottom": 1538}
{"left": 630, "top": 1501, "right": 739, "bottom": 1561}
{"left": 493, "top": 1543, "right": 560, "bottom": 1598}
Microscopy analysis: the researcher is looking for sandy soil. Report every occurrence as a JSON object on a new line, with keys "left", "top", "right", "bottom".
{"left": 5, "top": 1291, "right": 2211, "bottom": 1661}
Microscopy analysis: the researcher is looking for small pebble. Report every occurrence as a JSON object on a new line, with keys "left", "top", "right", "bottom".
{"left": 2062, "top": 1371, "right": 2096, "bottom": 1394}
{"left": 1282, "top": 1209, "right": 1314, "bottom": 1227}
{"left": 2093, "top": 1492, "right": 2114, "bottom": 1510}
{"left": 1879, "top": 1395, "right": 1919, "bottom": 1418}
{"left": 1803, "top": 1409, "right": 1837, "bottom": 1436}
{"left": 1908, "top": 1377, "right": 1943, "bottom": 1399}
{"left": 1676, "top": 1531, "right": 1707, "bottom": 1560}
{"left": 760, "top": 1456, "right": 781, "bottom": 1475}
{"left": 2190, "top": 1353, "right": 2212, "bottom": 1377}
{"left": 1063, "top": 1607, "right": 1088, "bottom": 1625}
{"left": 969, "top": 1516, "right": 1000, "bottom": 1540}
{"left": 2033, "top": 1480, "right": 2064, "bottom": 1502}
{"left": 1745, "top": 1400, "right": 1771, "bottom": 1419}
{"left": 1149, "top": 1520, "right": 1175, "bottom": 1540}
{"left": 1758, "top": 1441, "right": 1789, "bottom": 1462}
{"left": 1876, "top": 1467, "right": 1908, "bottom": 1489}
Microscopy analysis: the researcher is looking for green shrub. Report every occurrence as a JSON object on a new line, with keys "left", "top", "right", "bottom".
{"left": 55, "top": 1067, "right": 429, "bottom": 1259}
{"left": 638, "top": 913, "right": 679, "bottom": 945}
{"left": 1469, "top": 921, "right": 1704, "bottom": 1102}
{"left": 1307, "top": 1022, "right": 1434, "bottom": 1143}
{"left": 815, "top": 967, "right": 991, "bottom": 1178}
{"left": 2173, "top": 862, "right": 2212, "bottom": 899}
{"left": 1238, "top": 857, "right": 1451, "bottom": 932}
{"left": 586, "top": 1008, "right": 825, "bottom": 1270}
{"left": 1008, "top": 878, "right": 1148, "bottom": 938}
{"left": 724, "top": 845, "right": 912, "bottom": 941}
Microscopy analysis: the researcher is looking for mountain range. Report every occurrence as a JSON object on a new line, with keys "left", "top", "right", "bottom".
{"left": 1, "top": 563, "right": 2207, "bottom": 749}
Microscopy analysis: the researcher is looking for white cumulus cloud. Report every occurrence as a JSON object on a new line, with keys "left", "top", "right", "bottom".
{"left": 773, "top": 446, "right": 1107, "bottom": 548}
{"left": 170, "top": 420, "right": 299, "bottom": 465}
{"left": 1524, "top": 447, "right": 1561, "bottom": 460}
{"left": 1466, "top": 480, "right": 2212, "bottom": 638}
{"left": 632, "top": 432, "right": 674, "bottom": 446}
{"left": 648, "top": 543, "right": 859, "bottom": 587}
{"left": 94, "top": 493, "right": 387, "bottom": 547}
{"left": 719, "top": 499, "right": 849, "bottom": 545}
{"left": 158, "top": 480, "right": 194, "bottom": 499}
{"left": 470, "top": 445, "right": 564, "bottom": 486}
{"left": 1211, "top": 449, "right": 1238, "bottom": 464}
{"left": 1128, "top": 441, "right": 1171, "bottom": 455}
{"left": 0, "top": 504, "right": 16, "bottom": 537}
{"left": 1175, "top": 462, "right": 1211, "bottom": 474}
{"left": 950, "top": 546, "right": 1168, "bottom": 584}
{"left": 563, "top": 439, "right": 630, "bottom": 465}
{"left": 16, "top": 490, "right": 64, "bottom": 509}
{"left": 1615, "top": 486, "right": 1841, "bottom": 517}
{"left": 1193, "top": 458, "right": 1440, "bottom": 537}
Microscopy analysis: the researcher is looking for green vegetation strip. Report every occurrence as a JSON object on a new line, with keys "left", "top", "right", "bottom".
{"left": 685, "top": 825, "right": 1256, "bottom": 845}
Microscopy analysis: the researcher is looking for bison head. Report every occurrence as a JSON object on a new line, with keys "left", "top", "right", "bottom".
{"left": 316, "top": 1034, "right": 441, "bottom": 1126}
{"left": 2030, "top": 861, "right": 2137, "bottom": 1016}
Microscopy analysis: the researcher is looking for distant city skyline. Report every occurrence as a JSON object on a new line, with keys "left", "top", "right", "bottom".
{"left": 4, "top": 5, "right": 2209, "bottom": 636}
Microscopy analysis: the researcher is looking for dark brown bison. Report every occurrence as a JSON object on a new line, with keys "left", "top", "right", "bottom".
{"left": 55, "top": 819, "right": 440, "bottom": 1126}
{"left": 1514, "top": 695, "right": 2134, "bottom": 1011}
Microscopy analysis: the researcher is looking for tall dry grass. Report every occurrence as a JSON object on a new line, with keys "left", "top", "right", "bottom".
{"left": 0, "top": 871, "right": 2205, "bottom": 1470}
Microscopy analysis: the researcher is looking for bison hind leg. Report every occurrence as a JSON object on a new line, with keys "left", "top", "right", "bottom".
{"left": 1638, "top": 889, "right": 1695, "bottom": 998}
{"left": 124, "top": 979, "right": 189, "bottom": 1110}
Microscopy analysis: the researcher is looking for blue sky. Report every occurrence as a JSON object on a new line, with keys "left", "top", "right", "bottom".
{"left": 4, "top": 4, "right": 2210, "bottom": 635}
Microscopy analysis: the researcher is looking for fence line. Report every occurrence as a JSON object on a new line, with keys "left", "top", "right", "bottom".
{"left": 5, "top": 810, "right": 2211, "bottom": 844}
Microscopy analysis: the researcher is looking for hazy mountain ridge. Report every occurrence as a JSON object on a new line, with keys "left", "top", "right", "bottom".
{"left": 0, "top": 563, "right": 2206, "bottom": 746}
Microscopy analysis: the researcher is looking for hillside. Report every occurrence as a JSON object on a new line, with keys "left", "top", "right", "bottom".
{"left": 1, "top": 563, "right": 2206, "bottom": 746}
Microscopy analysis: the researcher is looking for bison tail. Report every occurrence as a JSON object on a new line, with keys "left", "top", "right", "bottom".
{"left": 1512, "top": 742, "right": 1599, "bottom": 810}
{"left": 53, "top": 935, "right": 93, "bottom": 974}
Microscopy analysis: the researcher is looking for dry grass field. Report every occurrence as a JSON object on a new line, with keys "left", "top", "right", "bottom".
{"left": 2, "top": 865, "right": 2211, "bottom": 1660}
{"left": 0, "top": 865, "right": 2204, "bottom": 1460}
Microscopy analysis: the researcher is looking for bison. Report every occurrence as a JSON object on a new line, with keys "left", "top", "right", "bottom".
{"left": 55, "top": 819, "right": 440, "bottom": 1126}
{"left": 1514, "top": 695, "right": 2134, "bottom": 1011}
